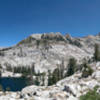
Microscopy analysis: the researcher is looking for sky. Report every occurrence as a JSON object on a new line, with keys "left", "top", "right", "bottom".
{"left": 0, "top": 0, "right": 100, "bottom": 46}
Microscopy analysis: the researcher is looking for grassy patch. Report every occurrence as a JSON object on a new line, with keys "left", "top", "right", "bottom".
{"left": 80, "top": 86, "right": 100, "bottom": 100}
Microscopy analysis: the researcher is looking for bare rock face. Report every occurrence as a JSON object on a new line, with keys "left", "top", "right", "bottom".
{"left": 1, "top": 63, "right": 100, "bottom": 100}
{"left": 0, "top": 33, "right": 100, "bottom": 100}
{"left": 31, "top": 33, "right": 42, "bottom": 40}
{"left": 0, "top": 32, "right": 99, "bottom": 73}
{"left": 20, "top": 62, "right": 100, "bottom": 100}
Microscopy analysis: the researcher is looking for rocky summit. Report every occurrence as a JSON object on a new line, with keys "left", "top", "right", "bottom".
{"left": 0, "top": 32, "right": 98, "bottom": 72}
{"left": 0, "top": 32, "right": 100, "bottom": 100}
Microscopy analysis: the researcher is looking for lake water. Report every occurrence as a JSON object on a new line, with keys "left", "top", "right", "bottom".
{"left": 0, "top": 77, "right": 33, "bottom": 91}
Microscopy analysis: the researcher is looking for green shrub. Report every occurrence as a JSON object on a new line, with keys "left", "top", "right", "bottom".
{"left": 82, "top": 63, "right": 94, "bottom": 78}
{"left": 80, "top": 86, "right": 100, "bottom": 100}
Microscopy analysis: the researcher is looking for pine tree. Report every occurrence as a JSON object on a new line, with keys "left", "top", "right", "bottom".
{"left": 48, "top": 70, "right": 53, "bottom": 86}
{"left": 67, "top": 58, "right": 77, "bottom": 76}
{"left": 41, "top": 72, "right": 46, "bottom": 86}
{"left": 52, "top": 68, "right": 60, "bottom": 84}
{"left": 34, "top": 76, "right": 40, "bottom": 86}
{"left": 31, "top": 63, "right": 35, "bottom": 75}
{"left": 94, "top": 44, "right": 100, "bottom": 61}
{"left": 60, "top": 59, "right": 65, "bottom": 79}
{"left": 36, "top": 40, "right": 40, "bottom": 49}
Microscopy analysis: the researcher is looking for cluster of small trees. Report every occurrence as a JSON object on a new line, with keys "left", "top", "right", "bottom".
{"left": 14, "top": 66, "right": 35, "bottom": 77}
{"left": 48, "top": 68, "right": 61, "bottom": 86}
{"left": 48, "top": 58, "right": 77, "bottom": 86}
{"left": 47, "top": 56, "right": 95, "bottom": 86}
{"left": 66, "top": 58, "right": 77, "bottom": 76}
{"left": 6, "top": 63, "right": 35, "bottom": 77}
{"left": 48, "top": 59, "right": 65, "bottom": 86}
{"left": 33, "top": 72, "right": 46, "bottom": 86}
{"left": 5, "top": 63, "right": 47, "bottom": 86}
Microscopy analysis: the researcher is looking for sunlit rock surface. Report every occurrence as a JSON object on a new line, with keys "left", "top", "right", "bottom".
{"left": 0, "top": 33, "right": 100, "bottom": 100}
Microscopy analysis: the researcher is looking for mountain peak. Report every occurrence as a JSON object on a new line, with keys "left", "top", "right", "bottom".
{"left": 31, "top": 33, "right": 42, "bottom": 40}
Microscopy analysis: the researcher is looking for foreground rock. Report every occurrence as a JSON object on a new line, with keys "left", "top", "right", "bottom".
{"left": 18, "top": 62, "right": 100, "bottom": 100}
{"left": 0, "top": 62, "right": 100, "bottom": 100}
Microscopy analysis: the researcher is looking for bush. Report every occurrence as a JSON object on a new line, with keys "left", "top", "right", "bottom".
{"left": 80, "top": 86, "right": 100, "bottom": 100}
{"left": 82, "top": 63, "right": 94, "bottom": 78}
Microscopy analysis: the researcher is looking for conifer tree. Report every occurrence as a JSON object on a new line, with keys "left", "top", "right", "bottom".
{"left": 48, "top": 70, "right": 53, "bottom": 86}
{"left": 94, "top": 44, "right": 100, "bottom": 61}
{"left": 67, "top": 58, "right": 77, "bottom": 76}
{"left": 34, "top": 76, "right": 40, "bottom": 86}
{"left": 52, "top": 68, "right": 60, "bottom": 84}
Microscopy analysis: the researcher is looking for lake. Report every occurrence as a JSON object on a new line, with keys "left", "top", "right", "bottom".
{"left": 0, "top": 77, "right": 33, "bottom": 91}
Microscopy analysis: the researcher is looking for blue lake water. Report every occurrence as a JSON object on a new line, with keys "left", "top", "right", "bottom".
{"left": 0, "top": 77, "right": 32, "bottom": 91}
